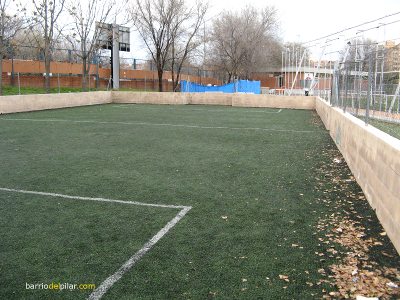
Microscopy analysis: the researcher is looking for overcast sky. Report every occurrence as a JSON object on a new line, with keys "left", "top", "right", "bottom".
{"left": 19, "top": 0, "right": 400, "bottom": 61}
{"left": 207, "top": 0, "right": 400, "bottom": 42}
{"left": 129, "top": 0, "right": 400, "bottom": 60}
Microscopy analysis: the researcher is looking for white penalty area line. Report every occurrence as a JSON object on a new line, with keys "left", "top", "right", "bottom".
{"left": 0, "top": 187, "right": 191, "bottom": 300}
{"left": 0, "top": 117, "right": 314, "bottom": 133}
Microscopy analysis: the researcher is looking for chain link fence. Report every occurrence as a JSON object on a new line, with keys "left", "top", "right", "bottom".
{"left": 2, "top": 44, "right": 222, "bottom": 93}
{"left": 319, "top": 45, "right": 400, "bottom": 124}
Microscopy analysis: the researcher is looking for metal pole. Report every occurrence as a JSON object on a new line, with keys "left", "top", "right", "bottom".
{"left": 291, "top": 44, "right": 294, "bottom": 93}
{"left": 398, "top": 93, "right": 400, "bottom": 114}
{"left": 284, "top": 49, "right": 287, "bottom": 90}
{"left": 112, "top": 24, "right": 120, "bottom": 89}
{"left": 373, "top": 43, "right": 379, "bottom": 110}
{"left": 289, "top": 50, "right": 306, "bottom": 96}
{"left": 289, "top": 51, "right": 293, "bottom": 93}
{"left": 328, "top": 60, "right": 332, "bottom": 103}
{"left": 366, "top": 52, "right": 373, "bottom": 125}
{"left": 96, "top": 57, "right": 99, "bottom": 90}
{"left": 17, "top": 72, "right": 20, "bottom": 95}
{"left": 333, "top": 63, "right": 340, "bottom": 107}
{"left": 58, "top": 73, "right": 60, "bottom": 93}
{"left": 281, "top": 51, "right": 284, "bottom": 88}
{"left": 379, "top": 46, "right": 385, "bottom": 112}
{"left": 343, "top": 62, "right": 349, "bottom": 112}
{"left": 11, "top": 54, "right": 15, "bottom": 86}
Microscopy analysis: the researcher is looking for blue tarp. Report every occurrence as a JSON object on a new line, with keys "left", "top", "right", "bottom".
{"left": 180, "top": 80, "right": 261, "bottom": 94}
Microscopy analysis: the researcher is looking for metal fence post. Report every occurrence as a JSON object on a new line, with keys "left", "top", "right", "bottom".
{"left": 17, "top": 72, "right": 21, "bottom": 95}
{"left": 344, "top": 62, "right": 349, "bottom": 113}
{"left": 58, "top": 73, "right": 60, "bottom": 93}
{"left": 366, "top": 52, "right": 374, "bottom": 125}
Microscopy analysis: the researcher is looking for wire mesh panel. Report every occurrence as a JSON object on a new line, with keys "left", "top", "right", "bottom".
{"left": 330, "top": 44, "right": 400, "bottom": 124}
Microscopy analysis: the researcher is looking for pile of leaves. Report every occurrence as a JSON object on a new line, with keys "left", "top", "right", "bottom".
{"left": 312, "top": 143, "right": 399, "bottom": 299}
{"left": 318, "top": 214, "right": 399, "bottom": 299}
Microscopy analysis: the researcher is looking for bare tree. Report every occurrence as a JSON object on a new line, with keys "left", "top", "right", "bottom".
{"left": 210, "top": 5, "right": 280, "bottom": 82}
{"left": 283, "top": 41, "right": 309, "bottom": 68}
{"left": 13, "top": 26, "right": 75, "bottom": 61}
{"left": 169, "top": 1, "right": 207, "bottom": 91}
{"left": 130, "top": 0, "right": 185, "bottom": 92}
{"left": 67, "top": 0, "right": 115, "bottom": 91}
{"left": 0, "top": 0, "right": 26, "bottom": 94}
{"left": 31, "top": 0, "right": 66, "bottom": 93}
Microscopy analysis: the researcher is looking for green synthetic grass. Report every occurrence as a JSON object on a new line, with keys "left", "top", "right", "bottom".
{"left": 356, "top": 114, "right": 400, "bottom": 140}
{"left": 0, "top": 104, "right": 398, "bottom": 299}
{"left": 367, "top": 119, "right": 400, "bottom": 140}
{"left": 0, "top": 191, "right": 177, "bottom": 299}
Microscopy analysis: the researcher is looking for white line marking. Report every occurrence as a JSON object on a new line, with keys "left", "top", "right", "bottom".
{"left": 0, "top": 187, "right": 187, "bottom": 209}
{"left": 0, "top": 118, "right": 315, "bottom": 133}
{"left": 0, "top": 187, "right": 191, "bottom": 299}
{"left": 88, "top": 206, "right": 191, "bottom": 300}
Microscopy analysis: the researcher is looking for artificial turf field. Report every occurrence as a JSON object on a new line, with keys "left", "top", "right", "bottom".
{"left": 0, "top": 103, "right": 398, "bottom": 299}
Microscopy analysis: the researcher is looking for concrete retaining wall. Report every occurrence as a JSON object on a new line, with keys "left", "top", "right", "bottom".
{"left": 0, "top": 91, "right": 111, "bottom": 114}
{"left": 113, "top": 91, "right": 315, "bottom": 109}
{"left": 0, "top": 91, "right": 316, "bottom": 113}
{"left": 113, "top": 91, "right": 233, "bottom": 106}
{"left": 112, "top": 91, "right": 187, "bottom": 105}
{"left": 232, "top": 94, "right": 316, "bottom": 109}
{"left": 187, "top": 93, "right": 232, "bottom": 106}
{"left": 316, "top": 97, "right": 400, "bottom": 253}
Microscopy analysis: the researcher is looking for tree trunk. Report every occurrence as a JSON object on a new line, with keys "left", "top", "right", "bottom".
{"left": 174, "top": 75, "right": 180, "bottom": 92}
{"left": 158, "top": 68, "right": 163, "bottom": 92}
{"left": 82, "top": 57, "right": 87, "bottom": 91}
{"left": 0, "top": 52, "right": 3, "bottom": 96}
{"left": 0, "top": 13, "right": 3, "bottom": 95}
{"left": 171, "top": 66, "right": 175, "bottom": 93}
{"left": 44, "top": 39, "right": 51, "bottom": 93}
{"left": 173, "top": 66, "right": 182, "bottom": 92}
{"left": 227, "top": 73, "right": 232, "bottom": 83}
{"left": 44, "top": 4, "right": 50, "bottom": 94}
{"left": 44, "top": 61, "right": 51, "bottom": 92}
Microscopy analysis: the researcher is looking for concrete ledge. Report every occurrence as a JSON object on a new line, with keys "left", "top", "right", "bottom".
{"left": 187, "top": 93, "right": 233, "bottom": 106}
{"left": 232, "top": 94, "right": 316, "bottom": 109}
{"left": 0, "top": 91, "right": 111, "bottom": 114}
{"left": 112, "top": 92, "right": 316, "bottom": 109}
{"left": 0, "top": 91, "right": 316, "bottom": 113}
{"left": 112, "top": 91, "right": 188, "bottom": 105}
{"left": 316, "top": 97, "right": 400, "bottom": 254}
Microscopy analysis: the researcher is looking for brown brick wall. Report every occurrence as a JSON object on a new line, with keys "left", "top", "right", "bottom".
{"left": 1, "top": 59, "right": 221, "bottom": 90}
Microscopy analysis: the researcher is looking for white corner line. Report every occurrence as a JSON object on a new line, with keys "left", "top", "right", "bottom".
{"left": 0, "top": 187, "right": 188, "bottom": 209}
{"left": 0, "top": 187, "right": 192, "bottom": 300}
{"left": 88, "top": 206, "right": 191, "bottom": 300}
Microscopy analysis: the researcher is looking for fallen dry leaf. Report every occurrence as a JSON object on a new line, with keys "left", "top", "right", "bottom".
{"left": 278, "top": 274, "right": 290, "bottom": 282}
